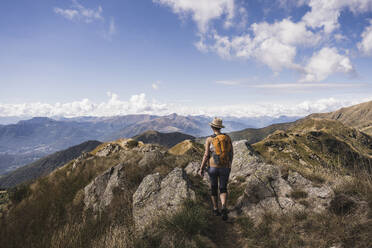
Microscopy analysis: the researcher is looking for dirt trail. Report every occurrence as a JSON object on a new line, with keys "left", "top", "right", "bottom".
{"left": 208, "top": 213, "right": 245, "bottom": 248}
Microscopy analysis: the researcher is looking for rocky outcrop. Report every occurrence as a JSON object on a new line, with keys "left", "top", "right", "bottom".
{"left": 233, "top": 164, "right": 304, "bottom": 220}
{"left": 232, "top": 163, "right": 335, "bottom": 220}
{"left": 95, "top": 143, "right": 122, "bottom": 157}
{"left": 72, "top": 152, "right": 95, "bottom": 170}
{"left": 84, "top": 163, "right": 126, "bottom": 212}
{"left": 230, "top": 140, "right": 264, "bottom": 182}
{"left": 132, "top": 167, "right": 196, "bottom": 232}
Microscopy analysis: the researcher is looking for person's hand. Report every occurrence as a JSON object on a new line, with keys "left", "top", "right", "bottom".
{"left": 198, "top": 168, "right": 204, "bottom": 177}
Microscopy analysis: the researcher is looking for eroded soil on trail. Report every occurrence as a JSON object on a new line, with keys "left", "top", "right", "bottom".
{"left": 208, "top": 214, "right": 246, "bottom": 248}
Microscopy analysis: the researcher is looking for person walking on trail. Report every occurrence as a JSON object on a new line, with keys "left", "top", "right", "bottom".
{"left": 198, "top": 117, "right": 234, "bottom": 221}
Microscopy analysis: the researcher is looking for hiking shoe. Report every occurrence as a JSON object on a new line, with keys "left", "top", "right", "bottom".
{"left": 221, "top": 208, "right": 228, "bottom": 221}
{"left": 213, "top": 209, "right": 221, "bottom": 216}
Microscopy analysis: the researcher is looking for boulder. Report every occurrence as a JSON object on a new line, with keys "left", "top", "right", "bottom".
{"left": 133, "top": 167, "right": 196, "bottom": 232}
{"left": 230, "top": 140, "right": 265, "bottom": 182}
{"left": 84, "top": 163, "right": 126, "bottom": 212}
{"left": 234, "top": 164, "right": 304, "bottom": 220}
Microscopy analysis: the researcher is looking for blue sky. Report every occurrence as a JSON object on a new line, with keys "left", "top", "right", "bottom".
{"left": 1, "top": 0, "right": 372, "bottom": 118}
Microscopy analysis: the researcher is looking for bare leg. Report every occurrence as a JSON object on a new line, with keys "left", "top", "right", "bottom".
{"left": 220, "top": 192, "right": 227, "bottom": 208}
{"left": 211, "top": 195, "right": 218, "bottom": 210}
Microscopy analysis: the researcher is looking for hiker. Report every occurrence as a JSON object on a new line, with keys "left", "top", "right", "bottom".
{"left": 198, "top": 117, "right": 234, "bottom": 221}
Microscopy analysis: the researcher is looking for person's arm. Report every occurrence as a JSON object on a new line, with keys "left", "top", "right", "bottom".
{"left": 199, "top": 138, "right": 210, "bottom": 173}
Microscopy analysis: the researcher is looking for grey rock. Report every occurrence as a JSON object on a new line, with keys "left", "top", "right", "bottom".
{"left": 138, "top": 150, "right": 164, "bottom": 168}
{"left": 230, "top": 140, "right": 265, "bottom": 182}
{"left": 96, "top": 143, "right": 121, "bottom": 157}
{"left": 184, "top": 161, "right": 210, "bottom": 184}
{"left": 287, "top": 171, "right": 334, "bottom": 212}
{"left": 133, "top": 167, "right": 196, "bottom": 232}
{"left": 72, "top": 152, "right": 94, "bottom": 170}
{"left": 235, "top": 164, "right": 304, "bottom": 220}
{"left": 84, "top": 163, "right": 126, "bottom": 212}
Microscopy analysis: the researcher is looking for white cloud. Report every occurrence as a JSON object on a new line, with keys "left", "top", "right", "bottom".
{"left": 155, "top": 0, "right": 372, "bottom": 82}
{"left": 358, "top": 20, "right": 372, "bottom": 55}
{"left": 301, "top": 47, "right": 354, "bottom": 82}
{"left": 54, "top": 0, "right": 103, "bottom": 23}
{"left": 54, "top": 8, "right": 79, "bottom": 20}
{"left": 0, "top": 93, "right": 370, "bottom": 118}
{"left": 153, "top": 0, "right": 235, "bottom": 33}
{"left": 208, "top": 19, "right": 320, "bottom": 71}
{"left": 302, "top": 0, "right": 372, "bottom": 34}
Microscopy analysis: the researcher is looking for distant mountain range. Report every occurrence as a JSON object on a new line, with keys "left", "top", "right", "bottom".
{"left": 2, "top": 100, "right": 372, "bottom": 188}
{"left": 0, "top": 113, "right": 300, "bottom": 174}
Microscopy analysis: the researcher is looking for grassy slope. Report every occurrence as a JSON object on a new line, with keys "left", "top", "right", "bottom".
{"left": 252, "top": 118, "right": 372, "bottom": 177}
{"left": 309, "top": 100, "right": 372, "bottom": 135}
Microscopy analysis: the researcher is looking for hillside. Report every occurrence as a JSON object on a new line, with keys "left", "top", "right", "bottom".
{"left": 309, "top": 100, "right": 372, "bottom": 135}
{"left": 0, "top": 140, "right": 101, "bottom": 189}
{"left": 228, "top": 121, "right": 293, "bottom": 142}
{"left": 252, "top": 118, "right": 372, "bottom": 175}
{"left": 0, "top": 136, "right": 371, "bottom": 247}
{"left": 132, "top": 130, "right": 195, "bottom": 148}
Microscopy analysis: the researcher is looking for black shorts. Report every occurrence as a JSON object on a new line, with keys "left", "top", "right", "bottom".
{"left": 207, "top": 167, "right": 231, "bottom": 195}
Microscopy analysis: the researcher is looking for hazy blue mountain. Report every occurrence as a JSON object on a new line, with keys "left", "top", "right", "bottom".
{"left": 0, "top": 113, "right": 298, "bottom": 174}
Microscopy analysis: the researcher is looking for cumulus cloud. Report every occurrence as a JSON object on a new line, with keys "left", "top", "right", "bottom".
{"left": 153, "top": 0, "right": 235, "bottom": 33}
{"left": 155, "top": 0, "right": 372, "bottom": 82}
{"left": 54, "top": 0, "right": 103, "bottom": 23}
{"left": 358, "top": 20, "right": 372, "bottom": 55}
{"left": 0, "top": 93, "right": 370, "bottom": 118}
{"left": 300, "top": 47, "right": 354, "bottom": 82}
{"left": 207, "top": 19, "right": 320, "bottom": 71}
{"left": 302, "top": 0, "right": 372, "bottom": 33}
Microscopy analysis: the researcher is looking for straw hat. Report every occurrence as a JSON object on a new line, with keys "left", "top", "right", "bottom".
{"left": 209, "top": 117, "right": 225, "bottom": 129}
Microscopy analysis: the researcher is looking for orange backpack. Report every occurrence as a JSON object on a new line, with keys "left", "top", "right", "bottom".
{"left": 211, "top": 134, "right": 233, "bottom": 167}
